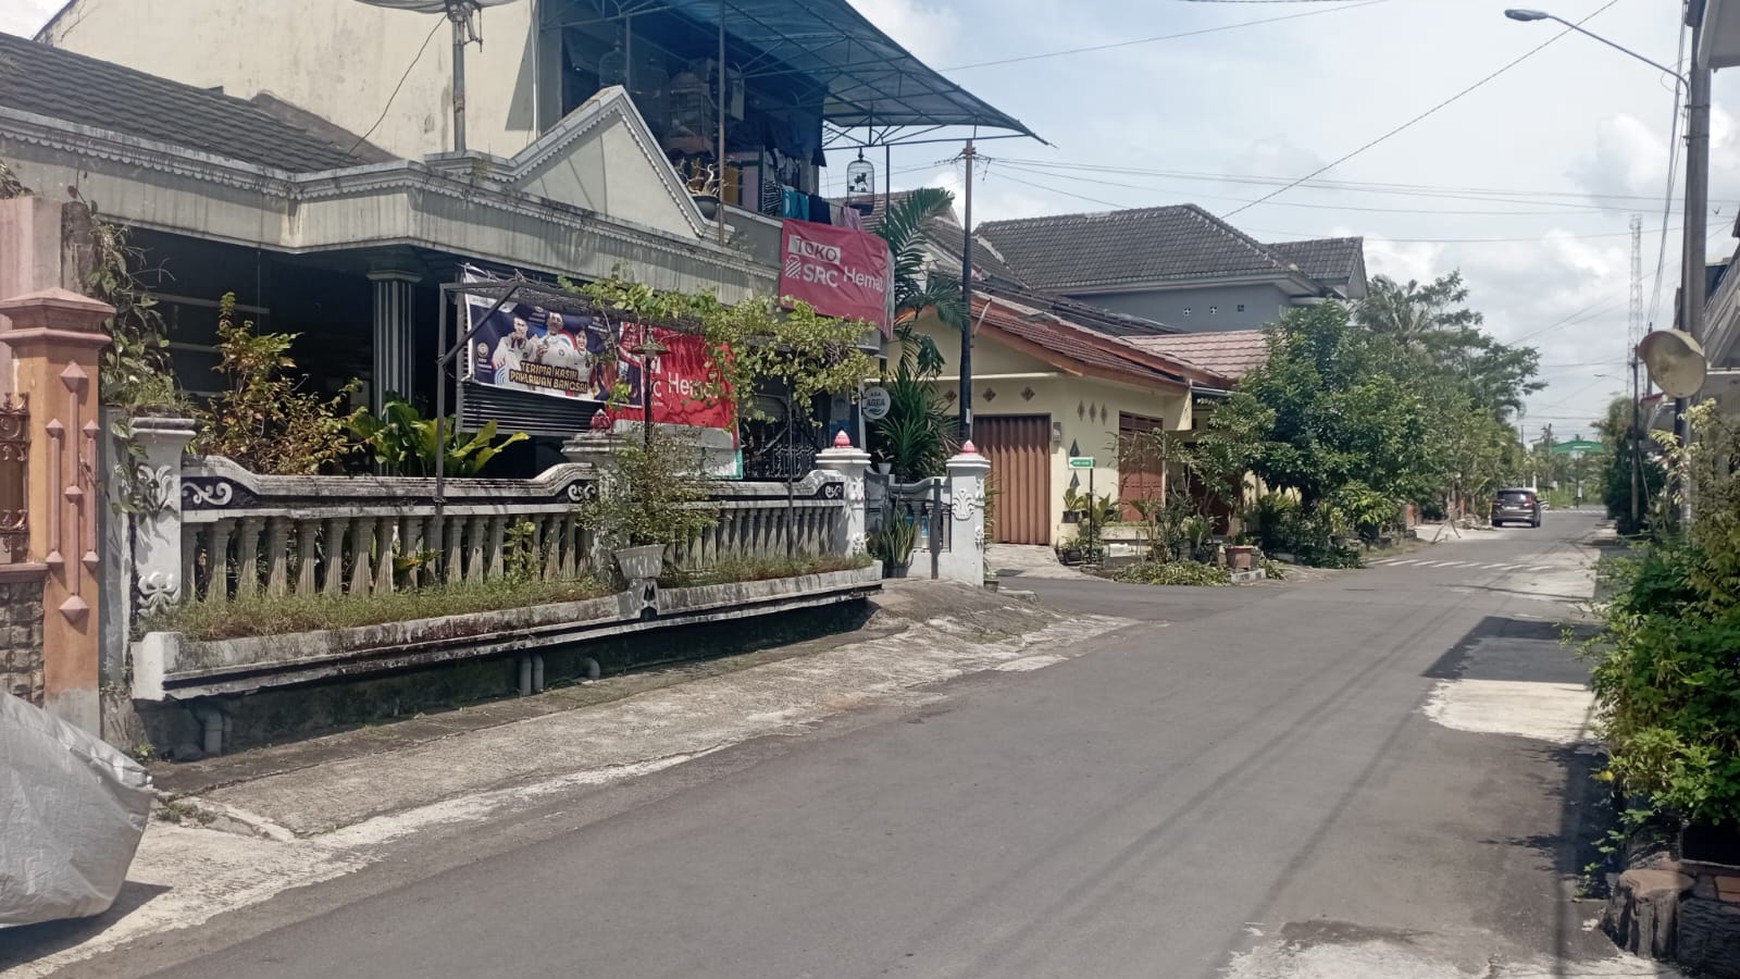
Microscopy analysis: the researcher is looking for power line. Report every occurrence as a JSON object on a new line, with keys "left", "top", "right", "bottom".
{"left": 1220, "top": 0, "right": 1623, "bottom": 219}
{"left": 942, "top": 0, "right": 1386, "bottom": 71}
{"left": 991, "top": 158, "right": 1695, "bottom": 209}
{"left": 348, "top": 17, "right": 445, "bottom": 156}
{"left": 987, "top": 160, "right": 1666, "bottom": 217}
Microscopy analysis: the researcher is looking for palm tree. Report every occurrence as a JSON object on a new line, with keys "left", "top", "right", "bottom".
{"left": 868, "top": 188, "right": 965, "bottom": 478}
{"left": 874, "top": 187, "right": 968, "bottom": 372}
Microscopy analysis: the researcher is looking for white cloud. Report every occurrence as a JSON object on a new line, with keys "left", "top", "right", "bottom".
{"left": 0, "top": 0, "right": 58, "bottom": 37}
{"left": 845, "top": 0, "right": 962, "bottom": 66}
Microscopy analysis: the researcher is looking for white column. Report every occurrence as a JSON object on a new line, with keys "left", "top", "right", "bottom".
{"left": 815, "top": 431, "right": 871, "bottom": 556}
{"left": 369, "top": 271, "right": 419, "bottom": 414}
{"left": 128, "top": 416, "right": 197, "bottom": 620}
{"left": 940, "top": 441, "right": 991, "bottom": 585}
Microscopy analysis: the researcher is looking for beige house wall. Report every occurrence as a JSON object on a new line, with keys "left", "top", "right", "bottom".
{"left": 44, "top": 0, "right": 543, "bottom": 160}
{"left": 909, "top": 318, "right": 1191, "bottom": 545}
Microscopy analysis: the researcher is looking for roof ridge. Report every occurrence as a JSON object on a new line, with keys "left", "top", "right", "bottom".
{"left": 1176, "top": 203, "right": 1297, "bottom": 276}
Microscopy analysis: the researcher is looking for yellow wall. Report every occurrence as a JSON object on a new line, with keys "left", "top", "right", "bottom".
{"left": 909, "top": 319, "right": 1190, "bottom": 545}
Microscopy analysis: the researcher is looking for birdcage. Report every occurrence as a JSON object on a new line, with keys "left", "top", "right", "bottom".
{"left": 846, "top": 152, "right": 876, "bottom": 196}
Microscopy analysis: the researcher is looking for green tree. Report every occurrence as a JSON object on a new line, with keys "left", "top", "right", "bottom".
{"left": 1201, "top": 302, "right": 1433, "bottom": 520}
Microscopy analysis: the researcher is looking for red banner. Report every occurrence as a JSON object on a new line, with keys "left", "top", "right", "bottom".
{"left": 779, "top": 219, "right": 893, "bottom": 336}
{"left": 597, "top": 323, "right": 734, "bottom": 432}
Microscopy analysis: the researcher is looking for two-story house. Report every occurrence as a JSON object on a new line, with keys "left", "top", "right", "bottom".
{"left": 974, "top": 204, "right": 1366, "bottom": 334}
{"left": 6, "top": 0, "right": 1030, "bottom": 472}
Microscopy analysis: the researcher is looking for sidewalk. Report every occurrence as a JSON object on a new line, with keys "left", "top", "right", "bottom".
{"left": 3, "top": 581, "right": 1132, "bottom": 978}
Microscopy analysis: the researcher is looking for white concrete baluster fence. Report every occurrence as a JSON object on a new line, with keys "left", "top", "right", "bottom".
{"left": 173, "top": 456, "right": 598, "bottom": 604}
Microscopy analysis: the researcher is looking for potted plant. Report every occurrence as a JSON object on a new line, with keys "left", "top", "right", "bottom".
{"left": 868, "top": 513, "right": 918, "bottom": 578}
{"left": 577, "top": 431, "right": 719, "bottom": 582}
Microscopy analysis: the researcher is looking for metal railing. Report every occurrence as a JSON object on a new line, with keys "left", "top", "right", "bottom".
{"left": 0, "top": 394, "right": 26, "bottom": 565}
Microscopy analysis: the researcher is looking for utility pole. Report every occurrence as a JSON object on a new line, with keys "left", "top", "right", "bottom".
{"left": 1677, "top": 1, "right": 1711, "bottom": 470}
{"left": 1630, "top": 213, "right": 1644, "bottom": 529}
{"left": 958, "top": 139, "right": 976, "bottom": 443}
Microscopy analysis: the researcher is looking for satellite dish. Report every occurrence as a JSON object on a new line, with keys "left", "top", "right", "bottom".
{"left": 1637, "top": 329, "right": 1708, "bottom": 398}
{"left": 351, "top": 0, "right": 521, "bottom": 152}
{"left": 352, "top": 0, "right": 516, "bottom": 14}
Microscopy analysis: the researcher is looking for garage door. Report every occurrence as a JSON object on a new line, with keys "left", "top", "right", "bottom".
{"left": 975, "top": 415, "right": 1051, "bottom": 545}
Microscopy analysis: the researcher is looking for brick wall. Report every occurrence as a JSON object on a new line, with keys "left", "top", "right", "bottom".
{"left": 0, "top": 572, "right": 46, "bottom": 703}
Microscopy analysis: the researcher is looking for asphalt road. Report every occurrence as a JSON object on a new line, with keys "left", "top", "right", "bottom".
{"left": 49, "top": 511, "right": 1667, "bottom": 978}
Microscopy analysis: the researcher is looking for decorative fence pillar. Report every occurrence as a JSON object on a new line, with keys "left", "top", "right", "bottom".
{"left": 814, "top": 431, "right": 870, "bottom": 556}
{"left": 939, "top": 441, "right": 991, "bottom": 586}
{"left": 129, "top": 416, "right": 198, "bottom": 619}
{"left": 0, "top": 287, "right": 114, "bottom": 733}
{"left": 368, "top": 270, "right": 419, "bottom": 414}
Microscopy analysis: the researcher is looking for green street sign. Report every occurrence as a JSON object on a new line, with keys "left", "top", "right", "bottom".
{"left": 1549, "top": 439, "right": 1603, "bottom": 455}
{"left": 1067, "top": 456, "right": 1095, "bottom": 469}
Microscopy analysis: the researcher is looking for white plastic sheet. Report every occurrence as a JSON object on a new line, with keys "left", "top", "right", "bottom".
{"left": 0, "top": 693, "right": 152, "bottom": 926}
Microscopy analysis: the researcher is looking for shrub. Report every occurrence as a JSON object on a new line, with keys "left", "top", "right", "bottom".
{"left": 192, "top": 293, "right": 355, "bottom": 475}
{"left": 1260, "top": 558, "right": 1288, "bottom": 580}
{"left": 1585, "top": 402, "right": 1740, "bottom": 827}
{"left": 576, "top": 430, "right": 719, "bottom": 551}
{"left": 1111, "top": 561, "right": 1231, "bottom": 587}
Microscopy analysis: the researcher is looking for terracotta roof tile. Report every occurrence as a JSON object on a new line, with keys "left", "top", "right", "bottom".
{"left": 1123, "top": 330, "right": 1269, "bottom": 381}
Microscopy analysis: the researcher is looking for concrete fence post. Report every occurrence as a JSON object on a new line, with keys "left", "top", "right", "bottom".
{"left": 940, "top": 441, "right": 991, "bottom": 585}
{"left": 815, "top": 430, "right": 871, "bottom": 557}
{"left": 0, "top": 287, "right": 115, "bottom": 733}
{"left": 128, "top": 416, "right": 198, "bottom": 621}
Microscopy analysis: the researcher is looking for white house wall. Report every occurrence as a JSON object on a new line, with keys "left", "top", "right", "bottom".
{"left": 0, "top": 117, "right": 773, "bottom": 300}
{"left": 43, "top": 0, "right": 541, "bottom": 160}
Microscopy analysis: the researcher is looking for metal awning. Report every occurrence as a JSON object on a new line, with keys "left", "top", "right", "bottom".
{"left": 546, "top": 0, "right": 1037, "bottom": 141}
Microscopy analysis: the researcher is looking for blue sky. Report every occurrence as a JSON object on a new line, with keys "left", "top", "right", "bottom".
{"left": 4, "top": 0, "right": 1732, "bottom": 438}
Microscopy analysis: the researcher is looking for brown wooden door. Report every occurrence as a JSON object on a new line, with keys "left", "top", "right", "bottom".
{"left": 976, "top": 415, "right": 1051, "bottom": 545}
{"left": 1117, "top": 412, "right": 1166, "bottom": 522}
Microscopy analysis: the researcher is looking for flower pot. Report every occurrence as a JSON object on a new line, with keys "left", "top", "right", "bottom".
{"left": 883, "top": 559, "right": 911, "bottom": 579}
{"left": 614, "top": 544, "right": 666, "bottom": 580}
{"left": 1225, "top": 545, "right": 1257, "bottom": 571}
{"left": 691, "top": 194, "right": 721, "bottom": 220}
{"left": 983, "top": 578, "right": 999, "bottom": 592}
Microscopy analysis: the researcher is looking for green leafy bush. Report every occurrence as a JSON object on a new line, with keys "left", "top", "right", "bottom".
{"left": 576, "top": 430, "right": 719, "bottom": 550}
{"left": 349, "top": 397, "right": 528, "bottom": 476}
{"left": 1260, "top": 558, "right": 1288, "bottom": 580}
{"left": 192, "top": 294, "right": 356, "bottom": 475}
{"left": 1111, "top": 561, "right": 1231, "bottom": 587}
{"left": 1585, "top": 402, "right": 1740, "bottom": 827}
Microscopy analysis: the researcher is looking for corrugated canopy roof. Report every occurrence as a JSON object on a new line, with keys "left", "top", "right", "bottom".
{"left": 571, "top": 0, "right": 1035, "bottom": 138}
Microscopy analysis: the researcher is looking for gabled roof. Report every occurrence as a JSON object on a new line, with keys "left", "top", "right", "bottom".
{"left": 1123, "top": 330, "right": 1269, "bottom": 382}
{"left": 977, "top": 204, "right": 1316, "bottom": 293}
{"left": 1267, "top": 236, "right": 1364, "bottom": 287}
{"left": 0, "top": 31, "right": 378, "bottom": 172}
{"left": 970, "top": 292, "right": 1230, "bottom": 391}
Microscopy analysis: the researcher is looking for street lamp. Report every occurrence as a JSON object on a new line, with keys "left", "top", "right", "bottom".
{"left": 1503, "top": 9, "right": 1688, "bottom": 88}
{"left": 1506, "top": 5, "right": 1710, "bottom": 528}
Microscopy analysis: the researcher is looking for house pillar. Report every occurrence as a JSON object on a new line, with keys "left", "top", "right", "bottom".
{"left": 939, "top": 441, "right": 991, "bottom": 585}
{"left": 0, "top": 287, "right": 115, "bottom": 733}
{"left": 369, "top": 271, "right": 419, "bottom": 413}
{"left": 815, "top": 431, "right": 871, "bottom": 556}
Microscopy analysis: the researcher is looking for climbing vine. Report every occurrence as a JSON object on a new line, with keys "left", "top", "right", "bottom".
{"left": 565, "top": 275, "right": 874, "bottom": 430}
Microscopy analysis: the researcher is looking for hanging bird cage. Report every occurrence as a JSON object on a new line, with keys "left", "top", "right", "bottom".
{"left": 598, "top": 42, "right": 629, "bottom": 88}
{"left": 846, "top": 152, "right": 876, "bottom": 196}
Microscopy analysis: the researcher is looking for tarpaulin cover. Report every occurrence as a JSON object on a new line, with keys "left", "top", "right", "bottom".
{"left": 0, "top": 693, "right": 152, "bottom": 927}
